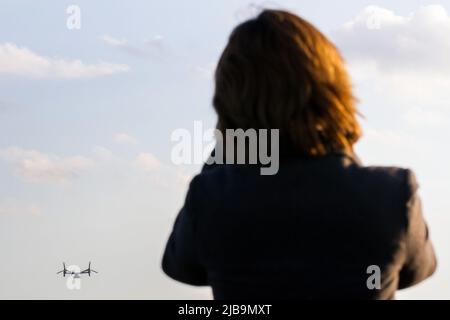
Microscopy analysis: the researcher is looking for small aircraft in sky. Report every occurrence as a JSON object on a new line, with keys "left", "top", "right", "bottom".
{"left": 57, "top": 262, "right": 98, "bottom": 277}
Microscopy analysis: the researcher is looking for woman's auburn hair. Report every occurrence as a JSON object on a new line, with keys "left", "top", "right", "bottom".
{"left": 213, "top": 9, "right": 361, "bottom": 156}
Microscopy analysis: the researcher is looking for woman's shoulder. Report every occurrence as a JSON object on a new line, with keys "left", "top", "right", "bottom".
{"left": 351, "top": 164, "right": 419, "bottom": 202}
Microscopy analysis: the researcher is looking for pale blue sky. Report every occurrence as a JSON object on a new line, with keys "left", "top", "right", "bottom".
{"left": 0, "top": 0, "right": 449, "bottom": 299}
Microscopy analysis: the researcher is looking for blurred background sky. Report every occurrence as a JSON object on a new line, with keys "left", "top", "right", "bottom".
{"left": 0, "top": 0, "right": 449, "bottom": 299}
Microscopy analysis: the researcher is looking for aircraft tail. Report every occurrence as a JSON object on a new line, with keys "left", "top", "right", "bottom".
{"left": 89, "top": 261, "right": 98, "bottom": 276}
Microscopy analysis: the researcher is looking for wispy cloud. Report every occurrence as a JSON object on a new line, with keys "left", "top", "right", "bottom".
{"left": 193, "top": 62, "right": 216, "bottom": 80}
{"left": 114, "top": 133, "right": 139, "bottom": 146}
{"left": 134, "top": 153, "right": 161, "bottom": 170}
{"left": 100, "top": 35, "right": 128, "bottom": 47}
{"left": 100, "top": 34, "right": 166, "bottom": 59}
{"left": 0, "top": 42, "right": 129, "bottom": 79}
{"left": 133, "top": 152, "right": 191, "bottom": 190}
{"left": 0, "top": 147, "right": 93, "bottom": 183}
{"left": 93, "top": 146, "right": 114, "bottom": 160}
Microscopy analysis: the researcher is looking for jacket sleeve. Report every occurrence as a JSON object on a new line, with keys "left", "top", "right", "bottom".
{"left": 398, "top": 170, "right": 437, "bottom": 289}
{"left": 161, "top": 178, "right": 208, "bottom": 286}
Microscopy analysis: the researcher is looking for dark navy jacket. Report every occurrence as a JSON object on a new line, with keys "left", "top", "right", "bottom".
{"left": 162, "top": 152, "right": 436, "bottom": 299}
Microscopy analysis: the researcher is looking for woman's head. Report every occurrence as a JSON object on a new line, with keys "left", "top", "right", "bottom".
{"left": 213, "top": 9, "right": 361, "bottom": 156}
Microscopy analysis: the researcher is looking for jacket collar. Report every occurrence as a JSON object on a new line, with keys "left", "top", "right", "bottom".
{"left": 332, "top": 149, "right": 362, "bottom": 166}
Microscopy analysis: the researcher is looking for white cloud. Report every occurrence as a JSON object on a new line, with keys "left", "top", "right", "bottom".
{"left": 100, "top": 34, "right": 166, "bottom": 59}
{"left": 0, "top": 42, "right": 129, "bottom": 79}
{"left": 133, "top": 152, "right": 191, "bottom": 190}
{"left": 100, "top": 35, "right": 127, "bottom": 47}
{"left": 335, "top": 5, "right": 450, "bottom": 74}
{"left": 114, "top": 133, "right": 139, "bottom": 145}
{"left": 134, "top": 153, "right": 161, "bottom": 170}
{"left": 0, "top": 147, "right": 93, "bottom": 183}
{"left": 334, "top": 5, "right": 450, "bottom": 121}
{"left": 93, "top": 146, "right": 114, "bottom": 160}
